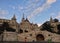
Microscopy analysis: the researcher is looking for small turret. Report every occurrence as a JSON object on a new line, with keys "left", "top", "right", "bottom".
{"left": 22, "top": 13, "right": 24, "bottom": 20}
{"left": 22, "top": 13, "right": 25, "bottom": 22}
{"left": 11, "top": 14, "right": 17, "bottom": 24}
{"left": 25, "top": 16, "right": 29, "bottom": 22}
{"left": 50, "top": 16, "right": 53, "bottom": 23}
{"left": 11, "top": 14, "right": 18, "bottom": 32}
{"left": 12, "top": 14, "right": 16, "bottom": 20}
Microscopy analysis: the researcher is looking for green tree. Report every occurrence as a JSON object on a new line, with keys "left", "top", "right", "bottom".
{"left": 41, "top": 21, "right": 52, "bottom": 32}
{"left": 54, "top": 19, "right": 59, "bottom": 22}
{"left": 48, "top": 39, "right": 52, "bottom": 43}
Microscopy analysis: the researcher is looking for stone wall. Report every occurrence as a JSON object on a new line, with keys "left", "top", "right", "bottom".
{"left": 3, "top": 31, "right": 18, "bottom": 41}
{"left": 0, "top": 30, "right": 60, "bottom": 42}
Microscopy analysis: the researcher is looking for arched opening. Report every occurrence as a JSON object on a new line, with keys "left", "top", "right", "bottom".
{"left": 19, "top": 29, "right": 23, "bottom": 33}
{"left": 36, "top": 34, "right": 44, "bottom": 41}
{"left": 25, "top": 30, "right": 28, "bottom": 33}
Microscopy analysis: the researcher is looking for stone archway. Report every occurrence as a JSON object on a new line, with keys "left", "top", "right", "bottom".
{"left": 36, "top": 34, "right": 44, "bottom": 41}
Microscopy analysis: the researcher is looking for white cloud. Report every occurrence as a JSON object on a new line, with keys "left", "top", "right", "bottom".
{"left": 0, "top": 10, "right": 9, "bottom": 15}
{"left": 18, "top": 0, "right": 38, "bottom": 11}
{"left": 37, "top": 23, "right": 42, "bottom": 27}
{"left": 9, "top": 5, "right": 16, "bottom": 10}
{"left": 0, "top": 9, "right": 9, "bottom": 18}
{"left": 0, "top": 16, "right": 7, "bottom": 19}
{"left": 0, "top": 8, "right": 1, "bottom": 10}
{"left": 28, "top": 0, "right": 57, "bottom": 19}
{"left": 18, "top": 0, "right": 40, "bottom": 13}
{"left": 27, "top": 0, "right": 39, "bottom": 8}
{"left": 12, "top": 6, "right": 16, "bottom": 10}
{"left": 55, "top": 12, "right": 60, "bottom": 19}
{"left": 35, "top": 0, "right": 39, "bottom": 2}
{"left": 25, "top": 3, "right": 35, "bottom": 9}
{"left": 46, "top": 0, "right": 56, "bottom": 4}
{"left": 18, "top": 6, "right": 24, "bottom": 10}
{"left": 50, "top": 13, "right": 55, "bottom": 16}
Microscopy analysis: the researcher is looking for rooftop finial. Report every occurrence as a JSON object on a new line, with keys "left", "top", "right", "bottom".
{"left": 50, "top": 16, "right": 53, "bottom": 23}
{"left": 22, "top": 13, "right": 25, "bottom": 21}
{"left": 23, "top": 13, "right": 24, "bottom": 19}
{"left": 12, "top": 14, "right": 16, "bottom": 20}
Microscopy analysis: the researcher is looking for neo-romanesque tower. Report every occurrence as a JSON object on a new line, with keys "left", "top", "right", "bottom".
{"left": 11, "top": 14, "right": 18, "bottom": 32}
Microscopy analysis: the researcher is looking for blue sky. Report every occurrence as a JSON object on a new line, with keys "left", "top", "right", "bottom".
{"left": 0, "top": 0, "right": 60, "bottom": 26}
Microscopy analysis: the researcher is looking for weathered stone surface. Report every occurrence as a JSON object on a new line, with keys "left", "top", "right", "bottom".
{"left": 0, "top": 15, "right": 60, "bottom": 42}
{"left": 3, "top": 31, "right": 18, "bottom": 41}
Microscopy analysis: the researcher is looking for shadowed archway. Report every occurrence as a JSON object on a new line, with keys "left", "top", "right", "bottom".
{"left": 36, "top": 34, "right": 44, "bottom": 41}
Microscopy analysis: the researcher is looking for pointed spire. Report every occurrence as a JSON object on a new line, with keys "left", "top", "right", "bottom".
{"left": 25, "top": 16, "right": 29, "bottom": 22}
{"left": 26, "top": 16, "right": 27, "bottom": 20}
{"left": 12, "top": 14, "right": 16, "bottom": 20}
{"left": 22, "top": 13, "right": 25, "bottom": 21}
{"left": 22, "top": 13, "right": 24, "bottom": 20}
{"left": 50, "top": 16, "right": 53, "bottom": 23}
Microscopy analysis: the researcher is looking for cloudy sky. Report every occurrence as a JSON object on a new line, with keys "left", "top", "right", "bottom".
{"left": 0, "top": 0, "right": 60, "bottom": 26}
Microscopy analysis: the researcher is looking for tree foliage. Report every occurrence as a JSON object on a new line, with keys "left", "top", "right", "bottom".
{"left": 41, "top": 21, "right": 52, "bottom": 32}
{"left": 54, "top": 19, "right": 59, "bottom": 22}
